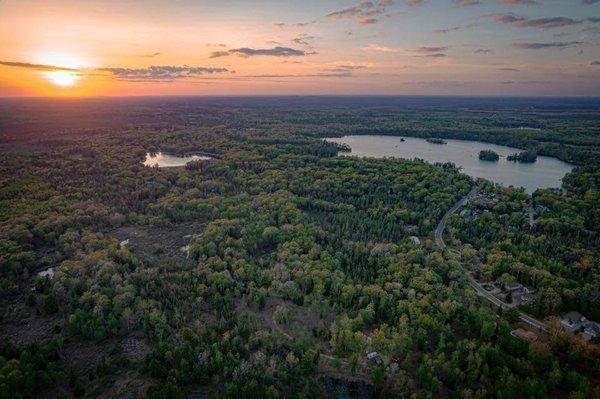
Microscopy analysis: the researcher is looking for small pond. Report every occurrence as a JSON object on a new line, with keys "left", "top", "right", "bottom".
{"left": 143, "top": 152, "right": 212, "bottom": 168}
{"left": 324, "top": 135, "right": 574, "bottom": 192}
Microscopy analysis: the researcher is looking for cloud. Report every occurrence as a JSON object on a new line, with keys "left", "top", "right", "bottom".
{"left": 583, "top": 0, "right": 600, "bottom": 4}
{"left": 406, "top": 0, "right": 425, "bottom": 5}
{"left": 435, "top": 22, "right": 477, "bottom": 33}
{"left": 497, "top": 67, "right": 520, "bottom": 72}
{"left": 416, "top": 46, "right": 448, "bottom": 52}
{"left": 500, "top": 80, "right": 515, "bottom": 84}
{"left": 474, "top": 48, "right": 492, "bottom": 54}
{"left": 425, "top": 53, "right": 447, "bottom": 57}
{"left": 210, "top": 46, "right": 307, "bottom": 58}
{"left": 325, "top": 1, "right": 393, "bottom": 26}
{"left": 501, "top": 0, "right": 538, "bottom": 5}
{"left": 272, "top": 22, "right": 309, "bottom": 29}
{"left": 453, "top": 0, "right": 481, "bottom": 7}
{"left": 512, "top": 41, "right": 583, "bottom": 49}
{"left": 292, "top": 34, "right": 316, "bottom": 46}
{"left": 0, "top": 60, "right": 78, "bottom": 71}
{"left": 98, "top": 65, "right": 229, "bottom": 81}
{"left": 494, "top": 13, "right": 600, "bottom": 29}
{"left": 363, "top": 44, "right": 400, "bottom": 52}
{"left": 323, "top": 63, "right": 370, "bottom": 73}
{"left": 592, "top": 61, "right": 600, "bottom": 65}
{"left": 135, "top": 52, "right": 161, "bottom": 58}
{"left": 241, "top": 72, "right": 352, "bottom": 78}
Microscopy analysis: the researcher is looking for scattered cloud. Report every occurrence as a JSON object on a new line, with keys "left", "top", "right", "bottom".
{"left": 292, "top": 34, "right": 316, "bottom": 46}
{"left": 272, "top": 22, "right": 309, "bottom": 29}
{"left": 0, "top": 60, "right": 78, "bottom": 71}
{"left": 474, "top": 48, "right": 492, "bottom": 54}
{"left": 363, "top": 44, "right": 400, "bottom": 52}
{"left": 453, "top": 0, "right": 481, "bottom": 7}
{"left": 210, "top": 46, "right": 307, "bottom": 58}
{"left": 98, "top": 65, "right": 229, "bottom": 81}
{"left": 325, "top": 1, "right": 394, "bottom": 26}
{"left": 513, "top": 41, "right": 584, "bottom": 49}
{"left": 416, "top": 46, "right": 448, "bottom": 52}
{"left": 323, "top": 63, "right": 370, "bottom": 73}
{"left": 501, "top": 0, "right": 538, "bottom": 5}
{"left": 135, "top": 52, "right": 161, "bottom": 58}
{"left": 500, "top": 80, "right": 514, "bottom": 84}
{"left": 425, "top": 53, "right": 447, "bottom": 57}
{"left": 241, "top": 72, "right": 352, "bottom": 78}
{"left": 591, "top": 61, "right": 600, "bottom": 65}
{"left": 435, "top": 22, "right": 477, "bottom": 33}
{"left": 494, "top": 13, "right": 600, "bottom": 29}
{"left": 497, "top": 67, "right": 520, "bottom": 72}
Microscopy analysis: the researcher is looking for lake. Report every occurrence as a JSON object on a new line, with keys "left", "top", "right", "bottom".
{"left": 325, "top": 135, "right": 574, "bottom": 192}
{"left": 143, "top": 152, "right": 212, "bottom": 167}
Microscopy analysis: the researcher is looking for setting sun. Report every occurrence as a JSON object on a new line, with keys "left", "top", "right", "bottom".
{"left": 43, "top": 70, "right": 79, "bottom": 86}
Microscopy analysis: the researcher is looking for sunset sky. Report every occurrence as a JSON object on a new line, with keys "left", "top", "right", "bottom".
{"left": 1, "top": 0, "right": 599, "bottom": 97}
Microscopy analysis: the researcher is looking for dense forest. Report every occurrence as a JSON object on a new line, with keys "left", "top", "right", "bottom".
{"left": 0, "top": 97, "right": 598, "bottom": 398}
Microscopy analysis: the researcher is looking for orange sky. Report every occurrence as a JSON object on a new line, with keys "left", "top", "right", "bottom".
{"left": 1, "top": 0, "right": 599, "bottom": 96}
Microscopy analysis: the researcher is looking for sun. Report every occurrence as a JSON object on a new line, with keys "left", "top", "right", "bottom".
{"left": 36, "top": 52, "right": 85, "bottom": 87}
{"left": 44, "top": 70, "right": 79, "bottom": 87}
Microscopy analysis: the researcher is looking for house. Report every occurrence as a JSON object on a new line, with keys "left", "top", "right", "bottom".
{"left": 366, "top": 350, "right": 383, "bottom": 365}
{"left": 409, "top": 236, "right": 421, "bottom": 246}
{"left": 503, "top": 282, "right": 524, "bottom": 292}
{"left": 561, "top": 311, "right": 587, "bottom": 333}
{"left": 37, "top": 267, "right": 56, "bottom": 280}
{"left": 510, "top": 328, "right": 538, "bottom": 341}
{"left": 524, "top": 286, "right": 536, "bottom": 294}
{"left": 514, "top": 293, "right": 537, "bottom": 305}
{"left": 120, "top": 239, "right": 130, "bottom": 248}
{"left": 582, "top": 322, "right": 600, "bottom": 341}
{"left": 560, "top": 311, "right": 600, "bottom": 340}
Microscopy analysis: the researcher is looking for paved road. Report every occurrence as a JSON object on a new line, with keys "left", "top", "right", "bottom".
{"left": 435, "top": 187, "right": 549, "bottom": 333}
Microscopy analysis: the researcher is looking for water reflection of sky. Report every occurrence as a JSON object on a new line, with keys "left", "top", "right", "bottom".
{"left": 325, "top": 136, "right": 574, "bottom": 193}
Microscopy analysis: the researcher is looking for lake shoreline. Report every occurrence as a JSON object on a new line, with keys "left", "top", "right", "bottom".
{"left": 324, "top": 135, "right": 574, "bottom": 193}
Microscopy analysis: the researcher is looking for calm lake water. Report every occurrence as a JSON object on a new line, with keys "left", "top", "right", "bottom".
{"left": 143, "top": 152, "right": 212, "bottom": 167}
{"left": 325, "top": 135, "right": 574, "bottom": 192}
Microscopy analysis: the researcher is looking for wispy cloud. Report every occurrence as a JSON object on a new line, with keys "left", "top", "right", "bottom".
{"left": 272, "top": 22, "right": 309, "bottom": 29}
{"left": 494, "top": 13, "right": 600, "bottom": 29}
{"left": 363, "top": 44, "right": 400, "bottom": 52}
{"left": 513, "top": 41, "right": 583, "bottom": 49}
{"left": 210, "top": 46, "right": 307, "bottom": 58}
{"left": 240, "top": 72, "right": 352, "bottom": 78}
{"left": 591, "top": 60, "right": 600, "bottom": 65}
{"left": 453, "top": 0, "right": 481, "bottom": 7}
{"left": 292, "top": 34, "right": 317, "bottom": 46}
{"left": 325, "top": 1, "right": 394, "bottom": 26}
{"left": 0, "top": 60, "right": 78, "bottom": 71}
{"left": 323, "top": 63, "right": 370, "bottom": 73}
{"left": 501, "top": 0, "right": 538, "bottom": 5}
{"left": 98, "top": 65, "right": 229, "bottom": 81}
{"left": 135, "top": 52, "right": 161, "bottom": 58}
{"left": 416, "top": 46, "right": 448, "bottom": 53}
{"left": 474, "top": 48, "right": 492, "bottom": 54}
{"left": 497, "top": 67, "right": 520, "bottom": 72}
{"left": 435, "top": 22, "right": 477, "bottom": 33}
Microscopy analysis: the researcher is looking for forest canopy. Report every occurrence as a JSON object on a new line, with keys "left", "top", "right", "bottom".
{"left": 0, "top": 96, "right": 598, "bottom": 398}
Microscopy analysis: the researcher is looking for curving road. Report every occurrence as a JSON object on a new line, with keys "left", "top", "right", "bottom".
{"left": 435, "top": 187, "right": 549, "bottom": 333}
